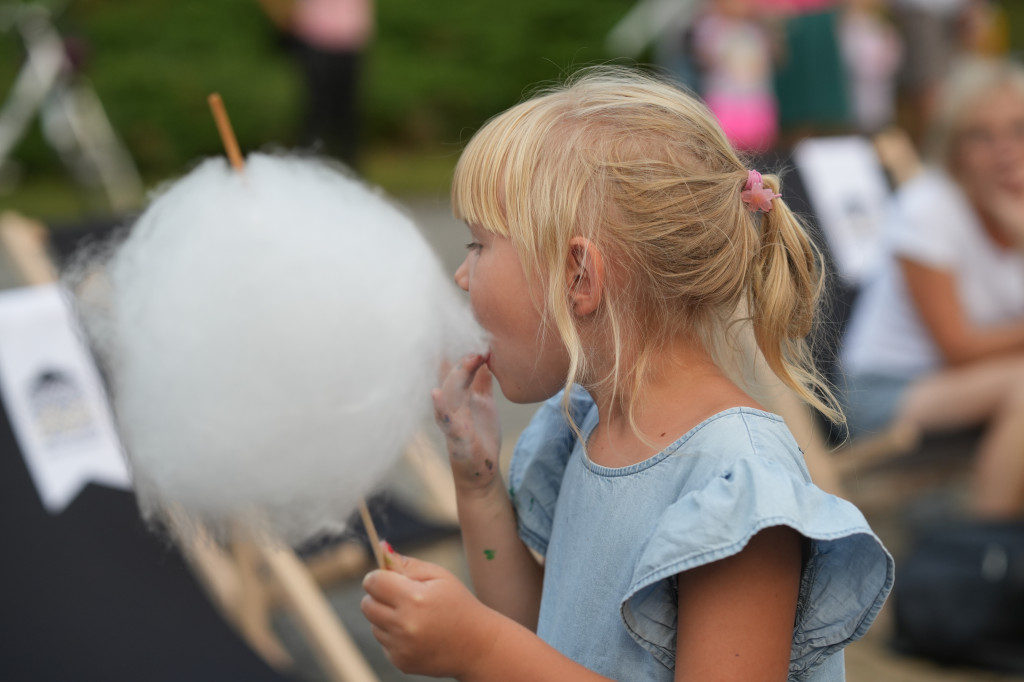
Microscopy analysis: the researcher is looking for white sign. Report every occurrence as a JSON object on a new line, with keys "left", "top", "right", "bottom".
{"left": 793, "top": 136, "right": 892, "bottom": 286}
{"left": 0, "top": 284, "right": 130, "bottom": 513}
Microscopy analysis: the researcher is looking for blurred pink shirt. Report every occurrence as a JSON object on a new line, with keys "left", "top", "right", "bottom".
{"left": 759, "top": 0, "right": 835, "bottom": 13}
{"left": 293, "top": 0, "right": 374, "bottom": 51}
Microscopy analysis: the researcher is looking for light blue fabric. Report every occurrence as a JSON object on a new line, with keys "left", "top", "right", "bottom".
{"left": 509, "top": 388, "right": 894, "bottom": 682}
{"left": 840, "top": 371, "right": 915, "bottom": 438}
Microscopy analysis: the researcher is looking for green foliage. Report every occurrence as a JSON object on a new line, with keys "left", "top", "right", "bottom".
{"left": 65, "top": 0, "right": 302, "bottom": 174}
{"left": 366, "top": 1, "right": 633, "bottom": 145}
{"left": 0, "top": 0, "right": 634, "bottom": 187}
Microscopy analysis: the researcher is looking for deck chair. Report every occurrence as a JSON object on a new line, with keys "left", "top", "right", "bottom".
{"left": 0, "top": 211, "right": 461, "bottom": 682}
{"left": 0, "top": 212, "right": 289, "bottom": 681}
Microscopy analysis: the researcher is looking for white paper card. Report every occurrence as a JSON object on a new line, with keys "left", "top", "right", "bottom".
{"left": 0, "top": 284, "right": 130, "bottom": 513}
{"left": 793, "top": 136, "right": 892, "bottom": 285}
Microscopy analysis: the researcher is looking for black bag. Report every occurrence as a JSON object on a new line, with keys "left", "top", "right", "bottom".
{"left": 892, "top": 520, "right": 1024, "bottom": 673}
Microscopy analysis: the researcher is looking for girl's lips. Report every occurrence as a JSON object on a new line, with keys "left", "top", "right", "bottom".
{"left": 483, "top": 350, "right": 493, "bottom": 369}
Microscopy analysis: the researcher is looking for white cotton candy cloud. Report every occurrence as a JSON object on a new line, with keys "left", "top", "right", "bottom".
{"left": 66, "top": 153, "right": 484, "bottom": 544}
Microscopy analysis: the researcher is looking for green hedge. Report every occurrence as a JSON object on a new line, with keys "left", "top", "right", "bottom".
{"left": 1, "top": 0, "right": 634, "bottom": 179}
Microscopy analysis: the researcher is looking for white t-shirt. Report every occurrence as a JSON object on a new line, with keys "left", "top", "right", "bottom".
{"left": 842, "top": 170, "right": 1024, "bottom": 377}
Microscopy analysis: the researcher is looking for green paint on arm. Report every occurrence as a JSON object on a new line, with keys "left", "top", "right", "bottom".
{"left": 483, "top": 549, "right": 496, "bottom": 560}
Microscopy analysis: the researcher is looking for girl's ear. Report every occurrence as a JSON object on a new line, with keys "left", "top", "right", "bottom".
{"left": 566, "top": 237, "right": 605, "bottom": 316}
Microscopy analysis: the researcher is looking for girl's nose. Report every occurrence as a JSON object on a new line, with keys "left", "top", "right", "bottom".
{"left": 454, "top": 257, "right": 469, "bottom": 291}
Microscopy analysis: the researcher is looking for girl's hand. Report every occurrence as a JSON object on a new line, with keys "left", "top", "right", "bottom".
{"left": 361, "top": 549, "right": 501, "bottom": 678}
{"left": 432, "top": 353, "right": 501, "bottom": 493}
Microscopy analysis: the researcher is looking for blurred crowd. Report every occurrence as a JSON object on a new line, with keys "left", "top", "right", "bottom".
{"left": 611, "top": 0, "right": 1011, "bottom": 154}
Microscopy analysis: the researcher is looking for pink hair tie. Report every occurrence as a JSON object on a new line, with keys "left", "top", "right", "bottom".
{"left": 741, "top": 170, "right": 781, "bottom": 213}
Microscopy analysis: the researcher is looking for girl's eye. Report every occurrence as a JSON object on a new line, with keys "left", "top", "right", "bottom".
{"left": 465, "top": 241, "right": 483, "bottom": 252}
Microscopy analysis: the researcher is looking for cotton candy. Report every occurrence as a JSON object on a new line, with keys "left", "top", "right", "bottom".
{"left": 65, "top": 153, "right": 483, "bottom": 544}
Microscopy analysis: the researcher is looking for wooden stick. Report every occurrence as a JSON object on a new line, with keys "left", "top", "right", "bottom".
{"left": 0, "top": 212, "right": 58, "bottom": 285}
{"left": 230, "top": 537, "right": 294, "bottom": 667}
{"left": 206, "top": 92, "right": 391, "bottom": 572}
{"left": 358, "top": 499, "right": 387, "bottom": 570}
{"left": 207, "top": 93, "right": 245, "bottom": 172}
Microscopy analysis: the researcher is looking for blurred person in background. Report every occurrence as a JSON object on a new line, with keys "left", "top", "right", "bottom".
{"left": 890, "top": 0, "right": 968, "bottom": 146}
{"left": 259, "top": 0, "right": 374, "bottom": 169}
{"left": 840, "top": 57, "right": 1024, "bottom": 520}
{"left": 692, "top": 0, "right": 780, "bottom": 154}
{"left": 767, "top": 0, "right": 852, "bottom": 144}
{"left": 605, "top": 1, "right": 704, "bottom": 92}
{"left": 839, "top": 0, "right": 903, "bottom": 135}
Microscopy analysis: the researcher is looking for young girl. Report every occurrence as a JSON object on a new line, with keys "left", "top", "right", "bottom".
{"left": 360, "top": 68, "right": 893, "bottom": 681}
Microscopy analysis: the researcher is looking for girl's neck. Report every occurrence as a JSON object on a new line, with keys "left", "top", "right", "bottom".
{"left": 583, "top": 338, "right": 762, "bottom": 469}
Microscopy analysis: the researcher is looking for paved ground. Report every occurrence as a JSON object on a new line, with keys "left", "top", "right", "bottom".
{"left": 271, "top": 198, "right": 1024, "bottom": 682}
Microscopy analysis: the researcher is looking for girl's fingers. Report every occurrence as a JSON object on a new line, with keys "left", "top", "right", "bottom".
{"left": 384, "top": 552, "right": 450, "bottom": 581}
{"left": 432, "top": 389, "right": 462, "bottom": 434}
{"left": 437, "top": 359, "right": 452, "bottom": 384}
{"left": 360, "top": 593, "right": 397, "bottom": 627}
{"left": 362, "top": 568, "right": 419, "bottom": 608}
{"left": 442, "top": 354, "right": 488, "bottom": 396}
{"left": 369, "top": 624, "right": 396, "bottom": 657}
{"left": 469, "top": 362, "right": 493, "bottom": 396}
{"left": 433, "top": 354, "right": 488, "bottom": 424}
{"left": 431, "top": 388, "right": 447, "bottom": 424}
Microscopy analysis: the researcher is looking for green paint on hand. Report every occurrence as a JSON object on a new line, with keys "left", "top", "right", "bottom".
{"left": 483, "top": 549, "right": 497, "bottom": 561}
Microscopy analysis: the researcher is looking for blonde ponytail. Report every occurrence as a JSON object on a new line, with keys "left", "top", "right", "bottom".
{"left": 749, "top": 173, "right": 843, "bottom": 424}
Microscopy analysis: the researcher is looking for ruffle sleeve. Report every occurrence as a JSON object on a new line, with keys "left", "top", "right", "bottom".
{"left": 619, "top": 454, "right": 894, "bottom": 680}
{"left": 507, "top": 386, "right": 594, "bottom": 557}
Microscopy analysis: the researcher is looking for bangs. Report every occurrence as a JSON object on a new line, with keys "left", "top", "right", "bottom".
{"left": 451, "top": 110, "right": 517, "bottom": 238}
{"left": 452, "top": 93, "right": 571, "bottom": 242}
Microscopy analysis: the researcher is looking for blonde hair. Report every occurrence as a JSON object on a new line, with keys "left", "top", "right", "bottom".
{"left": 928, "top": 56, "right": 1024, "bottom": 170}
{"left": 452, "top": 67, "right": 841, "bottom": 433}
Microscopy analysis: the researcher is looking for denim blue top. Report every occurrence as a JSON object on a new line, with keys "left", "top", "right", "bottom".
{"left": 508, "top": 388, "right": 894, "bottom": 682}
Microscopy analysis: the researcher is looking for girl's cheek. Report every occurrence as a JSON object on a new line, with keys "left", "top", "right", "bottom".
{"left": 470, "top": 296, "right": 496, "bottom": 332}
{"left": 470, "top": 300, "right": 489, "bottom": 329}
{"left": 465, "top": 287, "right": 483, "bottom": 319}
